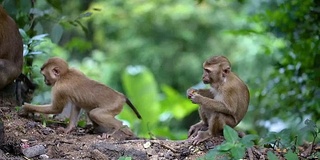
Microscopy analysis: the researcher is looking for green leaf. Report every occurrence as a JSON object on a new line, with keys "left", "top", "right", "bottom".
{"left": 51, "top": 24, "right": 63, "bottom": 43}
{"left": 121, "top": 66, "right": 161, "bottom": 136}
{"left": 77, "top": 119, "right": 87, "bottom": 128}
{"left": 230, "top": 145, "right": 245, "bottom": 159}
{"left": 284, "top": 150, "right": 299, "bottom": 160}
{"left": 118, "top": 157, "right": 132, "bottom": 160}
{"left": 223, "top": 125, "right": 239, "bottom": 143}
{"left": 30, "top": 34, "right": 48, "bottom": 41}
{"left": 29, "top": 51, "right": 44, "bottom": 55}
{"left": 79, "top": 12, "right": 93, "bottom": 19}
{"left": 267, "top": 151, "right": 279, "bottom": 160}
{"left": 160, "top": 85, "right": 197, "bottom": 119}
{"left": 19, "top": 29, "right": 29, "bottom": 39}
{"left": 46, "top": 0, "right": 62, "bottom": 12}
{"left": 240, "top": 134, "right": 259, "bottom": 147}
{"left": 304, "top": 119, "right": 317, "bottom": 132}
{"left": 216, "top": 142, "right": 234, "bottom": 151}
{"left": 202, "top": 149, "right": 230, "bottom": 160}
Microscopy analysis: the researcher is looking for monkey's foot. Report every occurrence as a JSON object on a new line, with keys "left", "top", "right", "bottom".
{"left": 191, "top": 131, "right": 211, "bottom": 145}
{"left": 191, "top": 136, "right": 210, "bottom": 145}
{"left": 120, "top": 126, "right": 133, "bottom": 136}
{"left": 188, "top": 123, "right": 207, "bottom": 138}
{"left": 97, "top": 133, "right": 109, "bottom": 139}
{"left": 98, "top": 129, "right": 118, "bottom": 139}
{"left": 56, "top": 126, "right": 75, "bottom": 134}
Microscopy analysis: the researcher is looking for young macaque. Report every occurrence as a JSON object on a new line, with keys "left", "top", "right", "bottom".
{"left": 187, "top": 55, "right": 249, "bottom": 145}
{"left": 21, "top": 57, "right": 142, "bottom": 137}
{"left": 0, "top": 5, "right": 23, "bottom": 90}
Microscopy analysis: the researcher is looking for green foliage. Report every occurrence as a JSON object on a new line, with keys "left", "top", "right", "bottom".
{"left": 261, "top": 119, "right": 320, "bottom": 159}
{"left": 121, "top": 65, "right": 160, "bottom": 136}
{"left": 250, "top": 0, "right": 320, "bottom": 123}
{"left": 262, "top": 119, "right": 319, "bottom": 152}
{"left": 267, "top": 151, "right": 278, "bottom": 160}
{"left": 4, "top": 0, "right": 319, "bottom": 141}
{"left": 77, "top": 119, "right": 87, "bottom": 128}
{"left": 284, "top": 150, "right": 299, "bottom": 160}
{"left": 204, "top": 119, "right": 319, "bottom": 159}
{"left": 201, "top": 126, "right": 259, "bottom": 160}
{"left": 160, "top": 85, "right": 198, "bottom": 120}
{"left": 121, "top": 66, "right": 197, "bottom": 139}
{"left": 118, "top": 157, "right": 132, "bottom": 160}
{"left": 19, "top": 29, "right": 48, "bottom": 75}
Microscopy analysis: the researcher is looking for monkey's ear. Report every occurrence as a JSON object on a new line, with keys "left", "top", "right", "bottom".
{"left": 52, "top": 67, "right": 60, "bottom": 76}
{"left": 222, "top": 66, "right": 231, "bottom": 77}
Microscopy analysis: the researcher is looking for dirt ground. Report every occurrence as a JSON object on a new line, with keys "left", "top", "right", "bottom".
{"left": 0, "top": 105, "right": 319, "bottom": 160}
{"left": 0, "top": 106, "right": 226, "bottom": 160}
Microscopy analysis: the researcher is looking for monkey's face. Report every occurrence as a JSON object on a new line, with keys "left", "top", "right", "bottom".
{"left": 202, "top": 64, "right": 223, "bottom": 84}
{"left": 202, "top": 68, "right": 211, "bottom": 84}
{"left": 41, "top": 67, "right": 59, "bottom": 86}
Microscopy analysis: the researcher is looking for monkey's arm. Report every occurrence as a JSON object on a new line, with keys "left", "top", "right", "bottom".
{"left": 197, "top": 89, "right": 214, "bottom": 99}
{"left": 187, "top": 88, "right": 213, "bottom": 99}
{"left": 23, "top": 103, "right": 65, "bottom": 114}
{"left": 22, "top": 93, "right": 68, "bottom": 114}
{"left": 191, "top": 94, "right": 233, "bottom": 116}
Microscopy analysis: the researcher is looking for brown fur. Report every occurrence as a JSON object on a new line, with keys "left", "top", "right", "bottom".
{"left": 187, "top": 55, "right": 249, "bottom": 145}
{"left": 0, "top": 5, "right": 23, "bottom": 89}
{"left": 22, "top": 57, "right": 141, "bottom": 137}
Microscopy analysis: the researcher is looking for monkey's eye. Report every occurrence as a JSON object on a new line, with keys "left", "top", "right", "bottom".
{"left": 204, "top": 69, "right": 211, "bottom": 73}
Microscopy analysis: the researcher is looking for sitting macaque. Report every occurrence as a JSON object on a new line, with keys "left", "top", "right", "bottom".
{"left": 21, "top": 57, "right": 142, "bottom": 137}
{"left": 0, "top": 5, "right": 23, "bottom": 90}
{"left": 187, "top": 55, "right": 249, "bottom": 145}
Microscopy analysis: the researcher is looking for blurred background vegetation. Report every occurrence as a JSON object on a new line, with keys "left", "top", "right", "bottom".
{"left": 1, "top": 0, "right": 319, "bottom": 140}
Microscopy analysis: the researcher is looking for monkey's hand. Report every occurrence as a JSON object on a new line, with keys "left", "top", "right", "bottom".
{"left": 18, "top": 103, "right": 32, "bottom": 117}
{"left": 190, "top": 92, "right": 202, "bottom": 104}
{"left": 187, "top": 88, "right": 198, "bottom": 99}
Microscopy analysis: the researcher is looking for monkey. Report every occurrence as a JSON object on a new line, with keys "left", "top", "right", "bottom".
{"left": 21, "top": 57, "right": 142, "bottom": 137}
{"left": 0, "top": 5, "right": 23, "bottom": 90}
{"left": 187, "top": 55, "right": 249, "bottom": 145}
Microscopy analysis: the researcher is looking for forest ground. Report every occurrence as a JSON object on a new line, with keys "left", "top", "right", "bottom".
{"left": 0, "top": 104, "right": 318, "bottom": 160}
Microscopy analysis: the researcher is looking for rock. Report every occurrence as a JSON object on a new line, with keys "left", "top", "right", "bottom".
{"left": 22, "top": 144, "right": 46, "bottom": 158}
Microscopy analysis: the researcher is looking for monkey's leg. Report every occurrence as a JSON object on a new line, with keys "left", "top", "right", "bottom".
{"left": 63, "top": 104, "right": 80, "bottom": 133}
{"left": 192, "top": 113, "right": 235, "bottom": 145}
{"left": 188, "top": 107, "right": 208, "bottom": 138}
{"left": 192, "top": 113, "right": 220, "bottom": 145}
{"left": 89, "top": 108, "right": 133, "bottom": 138}
{"left": 0, "top": 60, "right": 21, "bottom": 89}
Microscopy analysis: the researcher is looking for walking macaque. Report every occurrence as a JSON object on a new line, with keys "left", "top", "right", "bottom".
{"left": 187, "top": 55, "right": 249, "bottom": 145}
{"left": 0, "top": 6, "right": 23, "bottom": 90}
{"left": 21, "top": 57, "right": 142, "bottom": 137}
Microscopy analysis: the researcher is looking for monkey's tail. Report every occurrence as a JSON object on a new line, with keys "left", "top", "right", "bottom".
{"left": 125, "top": 98, "right": 142, "bottom": 119}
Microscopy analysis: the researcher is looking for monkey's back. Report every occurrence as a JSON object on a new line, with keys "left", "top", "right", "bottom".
{"left": 57, "top": 69, "right": 125, "bottom": 113}
{"left": 0, "top": 6, "right": 23, "bottom": 65}
{"left": 224, "top": 72, "right": 250, "bottom": 124}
